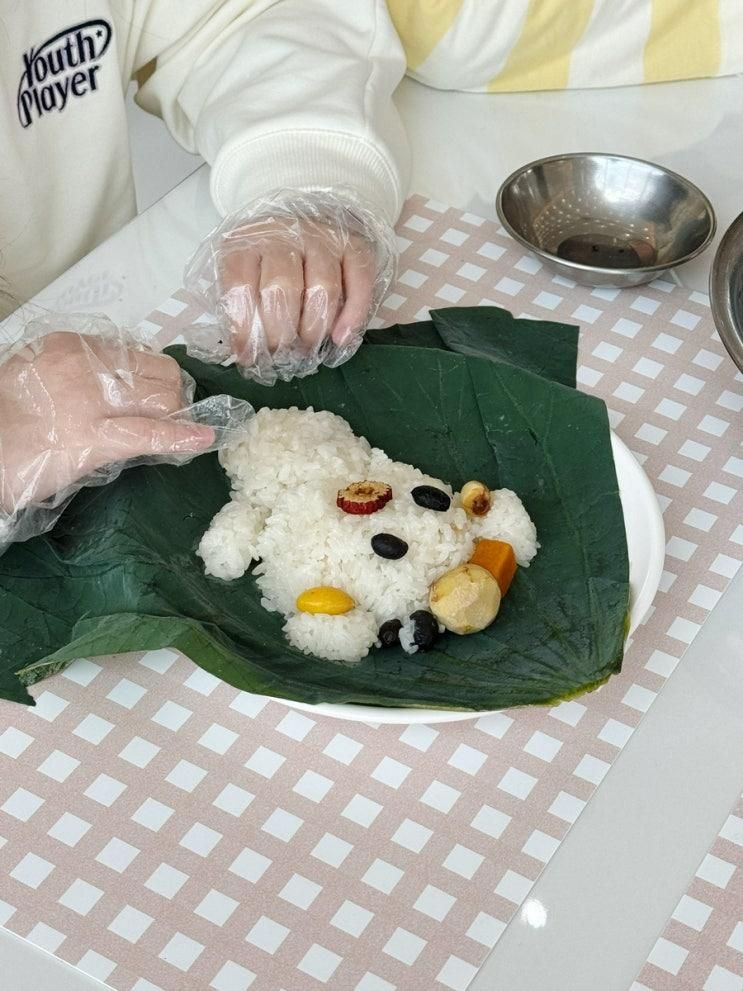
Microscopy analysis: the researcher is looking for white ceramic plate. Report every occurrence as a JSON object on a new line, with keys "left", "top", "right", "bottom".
{"left": 269, "top": 434, "right": 665, "bottom": 724}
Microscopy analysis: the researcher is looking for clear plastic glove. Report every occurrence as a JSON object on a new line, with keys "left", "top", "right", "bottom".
{"left": 184, "top": 188, "right": 397, "bottom": 386}
{"left": 0, "top": 314, "right": 254, "bottom": 552}
{"left": 220, "top": 216, "right": 375, "bottom": 353}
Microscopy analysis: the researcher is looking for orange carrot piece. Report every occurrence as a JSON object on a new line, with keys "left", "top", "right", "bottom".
{"left": 469, "top": 539, "right": 517, "bottom": 595}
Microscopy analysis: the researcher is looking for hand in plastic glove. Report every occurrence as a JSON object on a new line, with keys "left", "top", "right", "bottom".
{"left": 184, "top": 190, "right": 396, "bottom": 386}
{"left": 0, "top": 332, "right": 214, "bottom": 515}
{"left": 218, "top": 216, "right": 376, "bottom": 358}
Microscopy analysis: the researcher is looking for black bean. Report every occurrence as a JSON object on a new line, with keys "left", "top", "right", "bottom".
{"left": 411, "top": 485, "right": 451, "bottom": 512}
{"left": 378, "top": 619, "right": 402, "bottom": 648}
{"left": 371, "top": 533, "right": 409, "bottom": 560}
{"left": 410, "top": 610, "right": 440, "bottom": 651}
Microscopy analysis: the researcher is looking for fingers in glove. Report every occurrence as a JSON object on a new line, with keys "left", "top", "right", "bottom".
{"left": 124, "top": 349, "right": 183, "bottom": 385}
{"left": 218, "top": 248, "right": 261, "bottom": 361}
{"left": 300, "top": 244, "right": 342, "bottom": 348}
{"left": 332, "top": 240, "right": 375, "bottom": 346}
{"left": 99, "top": 375, "right": 185, "bottom": 417}
{"left": 98, "top": 416, "right": 215, "bottom": 461}
{"left": 258, "top": 248, "right": 303, "bottom": 353}
{"left": 65, "top": 337, "right": 180, "bottom": 386}
{"left": 84, "top": 346, "right": 185, "bottom": 413}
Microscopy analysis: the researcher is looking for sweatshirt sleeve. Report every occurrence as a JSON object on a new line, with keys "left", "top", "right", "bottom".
{"left": 125, "top": 0, "right": 409, "bottom": 224}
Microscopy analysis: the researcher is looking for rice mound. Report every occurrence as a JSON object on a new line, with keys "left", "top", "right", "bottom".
{"left": 198, "top": 407, "right": 538, "bottom": 663}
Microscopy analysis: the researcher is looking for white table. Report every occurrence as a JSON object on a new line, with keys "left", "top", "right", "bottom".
{"left": 2, "top": 74, "right": 743, "bottom": 991}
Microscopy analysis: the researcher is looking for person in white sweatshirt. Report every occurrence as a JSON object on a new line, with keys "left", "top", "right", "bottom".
{"left": 2, "top": 2, "right": 409, "bottom": 321}
{"left": 0, "top": 1, "right": 409, "bottom": 548}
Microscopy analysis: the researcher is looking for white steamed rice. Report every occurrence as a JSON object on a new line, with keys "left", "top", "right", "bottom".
{"left": 198, "top": 407, "right": 538, "bottom": 663}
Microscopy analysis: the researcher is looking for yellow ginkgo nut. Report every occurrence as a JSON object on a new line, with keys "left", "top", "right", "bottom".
{"left": 461, "top": 480, "right": 492, "bottom": 517}
{"left": 296, "top": 587, "right": 355, "bottom": 615}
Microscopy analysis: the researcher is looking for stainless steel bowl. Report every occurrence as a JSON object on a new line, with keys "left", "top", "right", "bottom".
{"left": 496, "top": 153, "right": 716, "bottom": 288}
{"left": 710, "top": 210, "right": 743, "bottom": 372}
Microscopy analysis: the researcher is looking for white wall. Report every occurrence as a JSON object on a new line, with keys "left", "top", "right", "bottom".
{"left": 126, "top": 86, "right": 203, "bottom": 213}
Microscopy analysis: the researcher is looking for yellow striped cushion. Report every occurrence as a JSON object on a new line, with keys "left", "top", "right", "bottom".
{"left": 386, "top": 0, "right": 742, "bottom": 92}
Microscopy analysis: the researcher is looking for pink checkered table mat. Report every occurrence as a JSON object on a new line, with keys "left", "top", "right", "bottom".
{"left": 632, "top": 792, "right": 743, "bottom": 991}
{"left": 0, "top": 195, "right": 741, "bottom": 991}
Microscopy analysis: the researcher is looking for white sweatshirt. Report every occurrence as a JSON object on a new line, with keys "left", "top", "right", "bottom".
{"left": 1, "top": 1, "right": 409, "bottom": 313}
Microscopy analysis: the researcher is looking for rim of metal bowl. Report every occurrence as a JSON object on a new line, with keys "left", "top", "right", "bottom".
{"left": 495, "top": 152, "right": 717, "bottom": 278}
{"left": 709, "top": 209, "right": 743, "bottom": 372}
